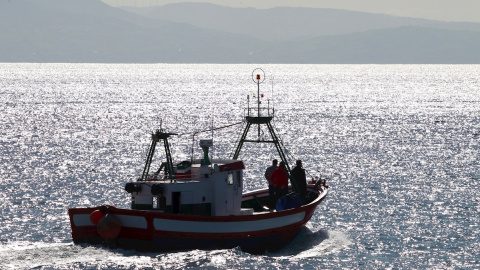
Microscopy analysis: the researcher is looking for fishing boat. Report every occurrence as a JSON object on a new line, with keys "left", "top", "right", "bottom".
{"left": 68, "top": 69, "right": 329, "bottom": 253}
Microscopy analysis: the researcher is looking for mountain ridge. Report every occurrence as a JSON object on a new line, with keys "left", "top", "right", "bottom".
{"left": 123, "top": 3, "right": 480, "bottom": 41}
{"left": 1, "top": 0, "right": 480, "bottom": 63}
{"left": 258, "top": 26, "right": 480, "bottom": 64}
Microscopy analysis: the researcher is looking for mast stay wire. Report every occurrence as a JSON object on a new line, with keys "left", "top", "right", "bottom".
{"left": 174, "top": 120, "right": 245, "bottom": 138}
{"left": 270, "top": 119, "right": 297, "bottom": 163}
{"left": 177, "top": 120, "right": 245, "bottom": 161}
{"left": 270, "top": 117, "right": 320, "bottom": 180}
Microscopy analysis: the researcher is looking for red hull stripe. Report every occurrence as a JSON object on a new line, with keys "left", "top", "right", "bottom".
{"left": 153, "top": 211, "right": 305, "bottom": 233}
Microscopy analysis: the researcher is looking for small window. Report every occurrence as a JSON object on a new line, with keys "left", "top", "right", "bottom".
{"left": 152, "top": 196, "right": 158, "bottom": 209}
{"left": 228, "top": 173, "right": 234, "bottom": 185}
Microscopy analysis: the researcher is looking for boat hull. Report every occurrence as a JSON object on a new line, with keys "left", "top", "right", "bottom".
{"left": 69, "top": 185, "right": 328, "bottom": 253}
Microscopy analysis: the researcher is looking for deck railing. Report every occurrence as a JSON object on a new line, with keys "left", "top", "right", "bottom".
{"left": 245, "top": 106, "right": 275, "bottom": 118}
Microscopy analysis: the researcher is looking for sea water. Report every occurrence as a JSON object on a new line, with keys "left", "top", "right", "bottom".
{"left": 0, "top": 64, "right": 479, "bottom": 269}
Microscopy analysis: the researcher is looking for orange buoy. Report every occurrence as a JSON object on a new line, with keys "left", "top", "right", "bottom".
{"left": 97, "top": 213, "right": 121, "bottom": 239}
{"left": 90, "top": 210, "right": 104, "bottom": 225}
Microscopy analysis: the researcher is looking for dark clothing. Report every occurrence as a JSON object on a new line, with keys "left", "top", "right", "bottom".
{"left": 291, "top": 166, "right": 307, "bottom": 198}
{"left": 265, "top": 164, "right": 278, "bottom": 209}
{"left": 264, "top": 165, "right": 277, "bottom": 185}
{"left": 268, "top": 184, "right": 275, "bottom": 209}
{"left": 274, "top": 186, "right": 288, "bottom": 208}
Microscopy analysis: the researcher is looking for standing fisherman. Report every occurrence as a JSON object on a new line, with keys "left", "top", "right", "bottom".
{"left": 271, "top": 161, "right": 289, "bottom": 207}
{"left": 291, "top": 160, "right": 307, "bottom": 199}
{"left": 264, "top": 159, "right": 278, "bottom": 209}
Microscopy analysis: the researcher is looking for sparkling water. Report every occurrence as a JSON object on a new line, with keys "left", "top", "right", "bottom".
{"left": 0, "top": 64, "right": 479, "bottom": 269}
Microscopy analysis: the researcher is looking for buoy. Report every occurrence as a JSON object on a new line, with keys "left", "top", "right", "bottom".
{"left": 90, "top": 210, "right": 104, "bottom": 225}
{"left": 97, "top": 213, "right": 121, "bottom": 239}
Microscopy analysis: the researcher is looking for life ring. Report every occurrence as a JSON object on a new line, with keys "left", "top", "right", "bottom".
{"left": 97, "top": 213, "right": 121, "bottom": 239}
{"left": 90, "top": 210, "right": 104, "bottom": 225}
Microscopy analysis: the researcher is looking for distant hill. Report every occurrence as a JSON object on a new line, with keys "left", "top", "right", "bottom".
{"left": 1, "top": 0, "right": 480, "bottom": 63}
{"left": 0, "top": 0, "right": 265, "bottom": 63}
{"left": 123, "top": 3, "right": 480, "bottom": 41}
{"left": 258, "top": 26, "right": 480, "bottom": 64}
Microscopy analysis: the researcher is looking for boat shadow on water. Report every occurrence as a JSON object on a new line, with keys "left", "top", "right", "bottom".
{"left": 75, "top": 227, "right": 330, "bottom": 257}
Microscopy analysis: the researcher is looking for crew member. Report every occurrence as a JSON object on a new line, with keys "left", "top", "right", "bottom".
{"left": 270, "top": 161, "right": 289, "bottom": 206}
{"left": 264, "top": 159, "right": 278, "bottom": 209}
{"left": 291, "top": 159, "right": 307, "bottom": 199}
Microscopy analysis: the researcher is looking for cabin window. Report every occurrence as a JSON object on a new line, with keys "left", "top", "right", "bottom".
{"left": 152, "top": 196, "right": 158, "bottom": 209}
{"left": 227, "top": 173, "right": 234, "bottom": 185}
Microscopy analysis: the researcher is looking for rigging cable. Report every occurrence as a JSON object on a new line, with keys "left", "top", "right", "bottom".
{"left": 270, "top": 118, "right": 318, "bottom": 179}
{"left": 180, "top": 120, "right": 245, "bottom": 161}
{"left": 176, "top": 120, "right": 245, "bottom": 138}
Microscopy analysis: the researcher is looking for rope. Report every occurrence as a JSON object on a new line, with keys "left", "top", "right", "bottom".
{"left": 271, "top": 120, "right": 296, "bottom": 162}
{"left": 192, "top": 121, "right": 245, "bottom": 137}
{"left": 177, "top": 120, "right": 245, "bottom": 137}
{"left": 183, "top": 120, "right": 245, "bottom": 161}
{"left": 271, "top": 120, "right": 319, "bottom": 180}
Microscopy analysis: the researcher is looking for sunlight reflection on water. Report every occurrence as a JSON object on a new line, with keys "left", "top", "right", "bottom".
{"left": 0, "top": 64, "right": 479, "bottom": 269}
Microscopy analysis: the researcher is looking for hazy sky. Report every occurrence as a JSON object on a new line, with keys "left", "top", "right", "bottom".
{"left": 102, "top": 0, "right": 480, "bottom": 23}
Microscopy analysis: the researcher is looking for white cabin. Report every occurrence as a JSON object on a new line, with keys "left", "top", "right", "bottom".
{"left": 125, "top": 140, "right": 247, "bottom": 216}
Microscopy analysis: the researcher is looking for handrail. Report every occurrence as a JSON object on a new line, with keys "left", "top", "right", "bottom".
{"left": 245, "top": 107, "right": 275, "bottom": 118}
{"left": 141, "top": 172, "right": 213, "bottom": 182}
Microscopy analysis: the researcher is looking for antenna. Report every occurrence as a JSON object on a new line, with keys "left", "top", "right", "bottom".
{"left": 211, "top": 107, "right": 214, "bottom": 164}
{"left": 247, "top": 95, "right": 250, "bottom": 116}
{"left": 211, "top": 107, "right": 214, "bottom": 140}
{"left": 271, "top": 76, "right": 274, "bottom": 113}
{"left": 251, "top": 68, "right": 265, "bottom": 139}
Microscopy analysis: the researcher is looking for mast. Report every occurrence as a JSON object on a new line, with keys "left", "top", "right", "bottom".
{"left": 232, "top": 69, "right": 301, "bottom": 195}
{"left": 140, "top": 130, "right": 177, "bottom": 181}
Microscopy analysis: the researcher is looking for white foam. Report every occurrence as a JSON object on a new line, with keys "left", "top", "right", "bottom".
{"left": 293, "top": 230, "right": 352, "bottom": 259}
